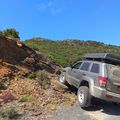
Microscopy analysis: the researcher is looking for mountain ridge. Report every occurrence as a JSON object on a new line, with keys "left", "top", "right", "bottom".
{"left": 25, "top": 37, "right": 120, "bottom": 67}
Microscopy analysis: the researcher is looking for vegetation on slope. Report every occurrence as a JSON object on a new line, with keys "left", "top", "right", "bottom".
{"left": 25, "top": 37, "right": 120, "bottom": 67}
{"left": 0, "top": 28, "right": 20, "bottom": 41}
{"left": 0, "top": 36, "right": 76, "bottom": 119}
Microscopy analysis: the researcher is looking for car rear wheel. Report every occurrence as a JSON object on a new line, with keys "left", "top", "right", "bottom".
{"left": 112, "top": 102, "right": 120, "bottom": 106}
{"left": 77, "top": 86, "right": 91, "bottom": 108}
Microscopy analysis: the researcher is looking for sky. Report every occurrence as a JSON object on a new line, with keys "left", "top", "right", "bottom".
{"left": 0, "top": 0, "right": 120, "bottom": 45}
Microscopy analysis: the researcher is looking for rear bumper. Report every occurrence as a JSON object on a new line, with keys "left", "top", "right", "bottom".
{"left": 91, "top": 86, "right": 120, "bottom": 103}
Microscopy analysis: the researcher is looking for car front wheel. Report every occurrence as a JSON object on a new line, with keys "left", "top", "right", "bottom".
{"left": 59, "top": 72, "right": 66, "bottom": 84}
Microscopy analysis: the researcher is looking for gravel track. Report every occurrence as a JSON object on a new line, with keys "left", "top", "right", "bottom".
{"left": 0, "top": 100, "right": 120, "bottom": 120}
{"left": 48, "top": 103, "right": 92, "bottom": 120}
{"left": 48, "top": 100, "right": 120, "bottom": 120}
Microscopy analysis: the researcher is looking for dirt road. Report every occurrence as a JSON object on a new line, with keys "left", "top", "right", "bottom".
{"left": 48, "top": 100, "right": 120, "bottom": 120}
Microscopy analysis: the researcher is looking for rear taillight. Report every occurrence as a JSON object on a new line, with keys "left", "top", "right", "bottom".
{"left": 117, "top": 86, "right": 120, "bottom": 91}
{"left": 106, "top": 95, "right": 113, "bottom": 99}
{"left": 98, "top": 76, "right": 108, "bottom": 87}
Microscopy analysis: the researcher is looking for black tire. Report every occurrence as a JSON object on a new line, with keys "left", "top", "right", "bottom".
{"left": 112, "top": 102, "right": 120, "bottom": 106}
{"left": 77, "top": 86, "right": 91, "bottom": 108}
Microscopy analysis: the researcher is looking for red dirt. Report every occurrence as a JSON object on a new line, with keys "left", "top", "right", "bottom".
{"left": 0, "top": 36, "right": 61, "bottom": 78}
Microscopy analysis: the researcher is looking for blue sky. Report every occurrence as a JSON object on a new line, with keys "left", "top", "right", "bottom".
{"left": 0, "top": 0, "right": 120, "bottom": 45}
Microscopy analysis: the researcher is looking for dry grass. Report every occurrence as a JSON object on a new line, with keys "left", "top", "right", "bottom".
{"left": 51, "top": 80, "right": 77, "bottom": 107}
{"left": 6, "top": 76, "right": 76, "bottom": 117}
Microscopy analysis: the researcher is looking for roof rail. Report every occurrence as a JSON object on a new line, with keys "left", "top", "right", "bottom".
{"left": 84, "top": 53, "right": 120, "bottom": 64}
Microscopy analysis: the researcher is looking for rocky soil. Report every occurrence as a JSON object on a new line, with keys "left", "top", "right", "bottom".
{"left": 0, "top": 36, "right": 76, "bottom": 119}
{"left": 0, "top": 78, "right": 76, "bottom": 120}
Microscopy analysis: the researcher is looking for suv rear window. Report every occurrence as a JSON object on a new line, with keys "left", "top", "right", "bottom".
{"left": 90, "top": 63, "right": 100, "bottom": 74}
{"left": 80, "top": 62, "right": 91, "bottom": 71}
{"left": 108, "top": 65, "right": 120, "bottom": 79}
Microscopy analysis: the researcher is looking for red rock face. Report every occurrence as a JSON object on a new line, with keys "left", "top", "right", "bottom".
{"left": 0, "top": 36, "right": 36, "bottom": 64}
{"left": 0, "top": 36, "right": 61, "bottom": 77}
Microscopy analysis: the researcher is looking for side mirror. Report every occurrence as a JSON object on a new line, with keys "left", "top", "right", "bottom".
{"left": 70, "top": 64, "right": 73, "bottom": 68}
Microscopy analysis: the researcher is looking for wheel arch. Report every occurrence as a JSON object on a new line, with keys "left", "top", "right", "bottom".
{"left": 78, "top": 78, "right": 94, "bottom": 96}
{"left": 79, "top": 80, "right": 90, "bottom": 88}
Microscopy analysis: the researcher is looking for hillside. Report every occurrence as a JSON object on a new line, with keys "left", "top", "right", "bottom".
{"left": 0, "top": 36, "right": 76, "bottom": 119}
{"left": 0, "top": 36, "right": 120, "bottom": 119}
{"left": 25, "top": 38, "right": 120, "bottom": 67}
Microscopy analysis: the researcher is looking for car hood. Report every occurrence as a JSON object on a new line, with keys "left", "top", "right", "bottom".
{"left": 64, "top": 67, "right": 71, "bottom": 71}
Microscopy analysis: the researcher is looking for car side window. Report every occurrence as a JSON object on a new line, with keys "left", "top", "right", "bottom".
{"left": 73, "top": 62, "right": 82, "bottom": 69}
{"left": 90, "top": 63, "right": 100, "bottom": 74}
{"left": 80, "top": 62, "right": 91, "bottom": 71}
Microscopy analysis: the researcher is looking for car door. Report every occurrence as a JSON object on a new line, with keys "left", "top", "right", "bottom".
{"left": 89, "top": 63, "right": 100, "bottom": 86}
{"left": 68, "top": 62, "right": 83, "bottom": 87}
{"left": 79, "top": 61, "right": 91, "bottom": 83}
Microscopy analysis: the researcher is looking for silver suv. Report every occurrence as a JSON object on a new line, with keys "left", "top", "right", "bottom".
{"left": 59, "top": 53, "right": 120, "bottom": 108}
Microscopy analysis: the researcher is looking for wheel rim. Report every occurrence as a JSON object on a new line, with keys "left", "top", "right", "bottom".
{"left": 60, "top": 75, "right": 65, "bottom": 83}
{"left": 78, "top": 91, "right": 84, "bottom": 103}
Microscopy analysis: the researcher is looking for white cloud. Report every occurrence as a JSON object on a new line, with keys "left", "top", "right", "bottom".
{"left": 36, "top": 0, "right": 63, "bottom": 15}
{"left": 38, "top": 1, "right": 53, "bottom": 11}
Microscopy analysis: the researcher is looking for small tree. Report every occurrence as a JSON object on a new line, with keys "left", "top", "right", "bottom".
{"left": 36, "top": 70, "right": 50, "bottom": 89}
{"left": 3, "top": 28, "right": 20, "bottom": 41}
{"left": 0, "top": 30, "right": 3, "bottom": 36}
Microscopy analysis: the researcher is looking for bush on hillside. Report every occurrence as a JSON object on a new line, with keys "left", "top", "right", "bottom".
{"left": 0, "top": 28, "right": 20, "bottom": 41}
{"left": 36, "top": 70, "right": 50, "bottom": 89}
{"left": 0, "top": 107, "right": 18, "bottom": 119}
{"left": 27, "top": 72, "right": 36, "bottom": 79}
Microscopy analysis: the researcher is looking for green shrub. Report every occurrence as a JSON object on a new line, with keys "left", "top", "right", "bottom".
{"left": 36, "top": 70, "right": 50, "bottom": 89}
{"left": 27, "top": 72, "right": 36, "bottom": 79}
{"left": 18, "top": 95, "right": 31, "bottom": 102}
{"left": 26, "top": 43, "right": 39, "bottom": 51}
{"left": 0, "top": 28, "right": 20, "bottom": 41}
{"left": 0, "top": 107, "right": 18, "bottom": 119}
